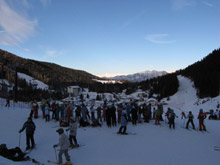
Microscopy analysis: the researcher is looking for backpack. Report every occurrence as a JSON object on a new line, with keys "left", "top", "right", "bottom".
{"left": 170, "top": 113, "right": 175, "bottom": 119}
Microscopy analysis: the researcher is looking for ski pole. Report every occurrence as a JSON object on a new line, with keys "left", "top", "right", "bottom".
{"left": 54, "top": 147, "right": 58, "bottom": 163}
{"left": 18, "top": 132, "right": 21, "bottom": 147}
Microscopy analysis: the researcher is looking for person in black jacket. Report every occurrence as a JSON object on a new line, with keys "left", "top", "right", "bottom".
{"left": 186, "top": 111, "right": 195, "bottom": 129}
{"left": 19, "top": 117, "right": 36, "bottom": 150}
{"left": 0, "top": 144, "right": 29, "bottom": 161}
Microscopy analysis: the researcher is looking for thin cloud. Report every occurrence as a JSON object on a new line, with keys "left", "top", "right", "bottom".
{"left": 120, "top": 10, "right": 146, "bottom": 30}
{"left": 0, "top": 0, "right": 37, "bottom": 46}
{"left": 171, "top": 0, "right": 195, "bottom": 10}
{"left": 202, "top": 1, "right": 214, "bottom": 7}
{"left": 44, "top": 49, "right": 64, "bottom": 59}
{"left": 145, "top": 34, "right": 176, "bottom": 44}
{"left": 40, "top": 0, "right": 52, "bottom": 7}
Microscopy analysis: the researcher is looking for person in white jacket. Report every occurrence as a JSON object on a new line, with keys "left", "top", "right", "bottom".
{"left": 67, "top": 117, "right": 79, "bottom": 148}
{"left": 54, "top": 128, "right": 71, "bottom": 164}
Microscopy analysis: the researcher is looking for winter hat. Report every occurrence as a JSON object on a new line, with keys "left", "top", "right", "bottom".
{"left": 56, "top": 128, "right": 64, "bottom": 134}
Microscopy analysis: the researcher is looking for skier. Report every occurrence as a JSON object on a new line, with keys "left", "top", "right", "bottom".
{"left": 168, "top": 109, "right": 178, "bottom": 129}
{"left": 186, "top": 111, "right": 195, "bottom": 129}
{"left": 54, "top": 128, "right": 71, "bottom": 165}
{"left": 117, "top": 111, "right": 128, "bottom": 134}
{"left": 19, "top": 117, "right": 36, "bottom": 150}
{"left": 67, "top": 117, "right": 79, "bottom": 148}
{"left": 33, "top": 101, "right": 39, "bottom": 119}
{"left": 45, "top": 103, "right": 50, "bottom": 122}
{"left": 131, "top": 104, "right": 138, "bottom": 125}
{"left": 198, "top": 109, "right": 207, "bottom": 131}
{"left": 0, "top": 144, "right": 30, "bottom": 161}
{"left": 5, "top": 98, "right": 10, "bottom": 107}
{"left": 155, "top": 107, "right": 162, "bottom": 125}
{"left": 181, "top": 111, "right": 186, "bottom": 119}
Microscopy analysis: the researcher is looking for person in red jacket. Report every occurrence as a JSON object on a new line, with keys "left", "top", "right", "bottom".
{"left": 198, "top": 109, "right": 206, "bottom": 131}
{"left": 33, "top": 101, "right": 39, "bottom": 119}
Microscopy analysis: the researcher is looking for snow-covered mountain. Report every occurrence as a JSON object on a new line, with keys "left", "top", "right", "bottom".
{"left": 105, "top": 70, "right": 167, "bottom": 82}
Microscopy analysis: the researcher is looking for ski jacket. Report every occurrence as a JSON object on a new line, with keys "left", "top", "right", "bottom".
{"left": 69, "top": 121, "right": 77, "bottom": 136}
{"left": 56, "top": 133, "right": 70, "bottom": 150}
{"left": 187, "top": 114, "right": 194, "bottom": 119}
{"left": 20, "top": 121, "right": 36, "bottom": 135}
{"left": 121, "top": 114, "right": 128, "bottom": 126}
{"left": 45, "top": 105, "right": 50, "bottom": 115}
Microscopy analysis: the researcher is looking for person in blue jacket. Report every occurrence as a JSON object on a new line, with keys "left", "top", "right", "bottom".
{"left": 117, "top": 110, "right": 128, "bottom": 134}
{"left": 19, "top": 117, "right": 36, "bottom": 150}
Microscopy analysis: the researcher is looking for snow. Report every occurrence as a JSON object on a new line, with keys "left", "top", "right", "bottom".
{"left": 17, "top": 72, "right": 48, "bottom": 90}
{"left": 1, "top": 76, "right": 220, "bottom": 165}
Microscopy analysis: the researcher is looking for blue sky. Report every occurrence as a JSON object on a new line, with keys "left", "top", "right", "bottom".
{"left": 0, "top": 0, "right": 220, "bottom": 77}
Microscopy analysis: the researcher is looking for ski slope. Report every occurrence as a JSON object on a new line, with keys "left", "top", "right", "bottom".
{"left": 0, "top": 76, "right": 220, "bottom": 165}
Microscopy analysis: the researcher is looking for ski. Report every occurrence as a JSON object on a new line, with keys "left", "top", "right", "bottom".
{"left": 68, "top": 144, "right": 85, "bottom": 150}
{"left": 31, "top": 158, "right": 45, "bottom": 165}
{"left": 115, "top": 132, "right": 136, "bottom": 135}
{"left": 214, "top": 148, "right": 220, "bottom": 151}
{"left": 48, "top": 160, "right": 72, "bottom": 165}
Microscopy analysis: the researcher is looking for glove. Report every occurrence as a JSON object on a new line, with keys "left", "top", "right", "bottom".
{"left": 66, "top": 129, "right": 69, "bottom": 132}
{"left": 53, "top": 144, "right": 58, "bottom": 148}
{"left": 19, "top": 130, "right": 22, "bottom": 133}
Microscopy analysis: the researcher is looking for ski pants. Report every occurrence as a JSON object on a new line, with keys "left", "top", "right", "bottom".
{"left": 169, "top": 119, "right": 175, "bottom": 129}
{"left": 69, "top": 135, "right": 78, "bottom": 145}
{"left": 186, "top": 119, "right": 195, "bottom": 129}
{"left": 26, "top": 134, "right": 35, "bottom": 148}
{"left": 199, "top": 120, "right": 206, "bottom": 130}
{"left": 119, "top": 126, "right": 127, "bottom": 133}
{"left": 58, "top": 149, "right": 70, "bottom": 164}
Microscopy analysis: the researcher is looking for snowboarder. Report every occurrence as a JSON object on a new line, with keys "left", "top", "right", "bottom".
{"left": 198, "top": 109, "right": 207, "bottom": 131}
{"left": 19, "top": 117, "right": 36, "bottom": 150}
{"left": 0, "top": 144, "right": 30, "bottom": 161}
{"left": 67, "top": 117, "right": 79, "bottom": 148}
{"left": 186, "top": 111, "right": 195, "bottom": 129}
{"left": 53, "top": 128, "right": 71, "bottom": 165}
{"left": 117, "top": 111, "right": 128, "bottom": 134}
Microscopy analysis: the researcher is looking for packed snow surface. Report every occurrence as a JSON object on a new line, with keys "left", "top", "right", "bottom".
{"left": 0, "top": 76, "right": 220, "bottom": 165}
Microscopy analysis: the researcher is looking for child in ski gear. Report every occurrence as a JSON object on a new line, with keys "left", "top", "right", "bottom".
{"left": 186, "top": 111, "right": 195, "bottom": 129}
{"left": 118, "top": 110, "right": 128, "bottom": 134}
{"left": 198, "top": 109, "right": 206, "bottom": 131}
{"left": 0, "top": 144, "right": 29, "bottom": 161}
{"left": 155, "top": 108, "right": 162, "bottom": 125}
{"left": 54, "top": 128, "right": 71, "bottom": 164}
{"left": 168, "top": 109, "right": 178, "bottom": 129}
{"left": 67, "top": 117, "right": 79, "bottom": 148}
{"left": 19, "top": 117, "right": 36, "bottom": 150}
{"left": 181, "top": 111, "right": 186, "bottom": 119}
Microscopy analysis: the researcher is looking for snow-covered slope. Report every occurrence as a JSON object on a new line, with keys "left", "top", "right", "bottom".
{"left": 106, "top": 70, "right": 167, "bottom": 82}
{"left": 17, "top": 72, "right": 48, "bottom": 90}
{"left": 1, "top": 76, "right": 220, "bottom": 165}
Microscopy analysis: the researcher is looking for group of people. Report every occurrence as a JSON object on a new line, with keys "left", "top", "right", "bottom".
{"left": 1, "top": 98, "right": 213, "bottom": 164}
